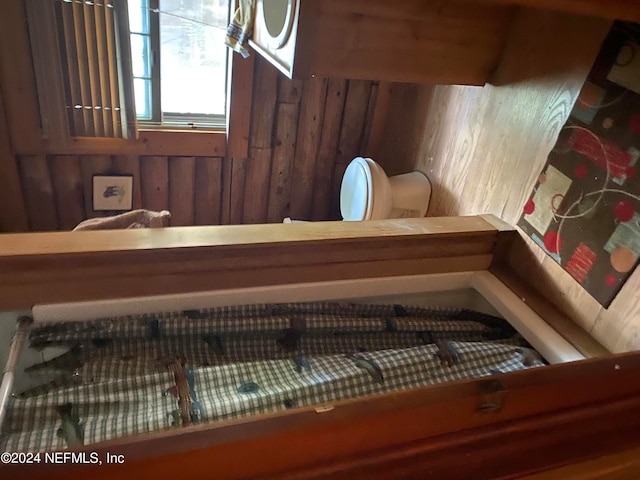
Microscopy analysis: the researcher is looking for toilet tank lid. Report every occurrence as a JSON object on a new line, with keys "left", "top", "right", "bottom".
{"left": 340, "top": 157, "right": 372, "bottom": 221}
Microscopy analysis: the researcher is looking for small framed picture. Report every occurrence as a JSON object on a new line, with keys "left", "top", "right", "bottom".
{"left": 92, "top": 175, "right": 134, "bottom": 211}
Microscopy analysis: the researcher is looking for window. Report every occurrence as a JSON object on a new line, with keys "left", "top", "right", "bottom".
{"left": 25, "top": 0, "right": 233, "bottom": 140}
{"left": 128, "top": 0, "right": 230, "bottom": 129}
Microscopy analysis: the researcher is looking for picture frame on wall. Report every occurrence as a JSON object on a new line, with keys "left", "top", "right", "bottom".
{"left": 92, "top": 175, "right": 134, "bottom": 211}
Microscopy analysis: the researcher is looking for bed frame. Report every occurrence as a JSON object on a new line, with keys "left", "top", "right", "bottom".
{"left": 0, "top": 215, "right": 639, "bottom": 479}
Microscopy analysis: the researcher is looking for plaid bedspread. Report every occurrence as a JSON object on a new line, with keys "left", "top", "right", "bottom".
{"left": 1, "top": 302, "right": 544, "bottom": 452}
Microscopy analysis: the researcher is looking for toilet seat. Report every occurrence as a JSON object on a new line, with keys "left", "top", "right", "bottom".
{"left": 363, "top": 158, "right": 392, "bottom": 220}
{"left": 340, "top": 157, "right": 372, "bottom": 221}
{"left": 340, "top": 157, "right": 392, "bottom": 221}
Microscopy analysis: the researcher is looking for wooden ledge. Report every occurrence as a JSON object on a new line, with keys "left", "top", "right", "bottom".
{"left": 0, "top": 216, "right": 497, "bottom": 257}
{"left": 20, "top": 130, "right": 226, "bottom": 157}
{"left": 0, "top": 216, "right": 500, "bottom": 309}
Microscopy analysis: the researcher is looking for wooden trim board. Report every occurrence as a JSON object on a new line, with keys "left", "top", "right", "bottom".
{"left": 16, "top": 130, "right": 226, "bottom": 157}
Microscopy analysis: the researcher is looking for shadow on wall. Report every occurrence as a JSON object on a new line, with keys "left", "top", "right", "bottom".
{"left": 366, "top": 83, "right": 434, "bottom": 178}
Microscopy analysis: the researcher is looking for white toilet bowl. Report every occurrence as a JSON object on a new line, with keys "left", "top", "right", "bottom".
{"left": 340, "top": 157, "right": 431, "bottom": 221}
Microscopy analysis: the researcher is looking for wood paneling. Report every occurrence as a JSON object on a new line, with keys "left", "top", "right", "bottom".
{"left": 365, "top": 83, "right": 434, "bottom": 177}
{"left": 242, "top": 58, "right": 278, "bottom": 224}
{"left": 0, "top": 83, "right": 28, "bottom": 232}
{"left": 236, "top": 57, "right": 377, "bottom": 224}
{"left": 112, "top": 155, "right": 142, "bottom": 210}
{"left": 311, "top": 79, "right": 348, "bottom": 221}
{"left": 9, "top": 58, "right": 377, "bottom": 231}
{"left": 229, "top": 157, "right": 247, "bottom": 225}
{"left": 18, "top": 155, "right": 58, "bottom": 231}
{"left": 472, "top": 0, "right": 640, "bottom": 23}
{"left": 329, "top": 80, "right": 375, "bottom": 219}
{"left": 288, "top": 77, "right": 329, "bottom": 220}
{"left": 14, "top": 154, "right": 224, "bottom": 231}
{"left": 0, "top": 0, "right": 43, "bottom": 154}
{"left": 37, "top": 130, "right": 225, "bottom": 157}
{"left": 140, "top": 156, "right": 169, "bottom": 214}
{"left": 194, "top": 157, "right": 223, "bottom": 226}
{"left": 49, "top": 155, "right": 85, "bottom": 230}
{"left": 369, "top": 9, "right": 636, "bottom": 353}
{"left": 226, "top": 53, "right": 254, "bottom": 160}
{"left": 80, "top": 154, "right": 112, "bottom": 218}
{"left": 267, "top": 101, "right": 300, "bottom": 222}
{"left": 168, "top": 156, "right": 196, "bottom": 226}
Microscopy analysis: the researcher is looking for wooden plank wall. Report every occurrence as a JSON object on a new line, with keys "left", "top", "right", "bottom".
{"left": 15, "top": 155, "right": 224, "bottom": 230}
{"left": 0, "top": 84, "right": 28, "bottom": 233}
{"left": 7, "top": 56, "right": 376, "bottom": 231}
{"left": 233, "top": 56, "right": 377, "bottom": 224}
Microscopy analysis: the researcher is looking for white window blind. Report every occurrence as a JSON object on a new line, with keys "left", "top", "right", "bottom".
{"left": 26, "top": 0, "right": 137, "bottom": 140}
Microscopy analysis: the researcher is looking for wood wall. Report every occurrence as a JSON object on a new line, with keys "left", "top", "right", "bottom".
{"left": 0, "top": 53, "right": 376, "bottom": 231}
{"left": 369, "top": 9, "right": 640, "bottom": 355}
{"left": 16, "top": 154, "right": 224, "bottom": 230}
{"left": 230, "top": 57, "right": 377, "bottom": 224}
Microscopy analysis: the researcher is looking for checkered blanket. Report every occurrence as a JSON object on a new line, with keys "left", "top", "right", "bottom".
{"left": 0, "top": 302, "right": 544, "bottom": 452}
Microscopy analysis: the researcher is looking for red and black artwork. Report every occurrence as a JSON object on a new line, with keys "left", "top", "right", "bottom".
{"left": 518, "top": 23, "right": 640, "bottom": 307}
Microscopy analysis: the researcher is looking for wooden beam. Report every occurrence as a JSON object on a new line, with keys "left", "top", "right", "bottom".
{"left": 0, "top": 216, "right": 498, "bottom": 309}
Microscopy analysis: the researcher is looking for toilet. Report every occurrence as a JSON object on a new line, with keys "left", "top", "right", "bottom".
{"left": 340, "top": 157, "right": 431, "bottom": 221}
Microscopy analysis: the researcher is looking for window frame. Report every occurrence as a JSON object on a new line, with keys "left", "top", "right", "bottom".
{"left": 131, "top": 0, "right": 230, "bottom": 130}
{"left": 0, "top": 0, "right": 254, "bottom": 157}
{"left": 129, "top": 0, "right": 161, "bottom": 124}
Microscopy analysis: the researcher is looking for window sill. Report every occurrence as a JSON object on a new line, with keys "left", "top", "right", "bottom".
{"left": 29, "top": 129, "right": 226, "bottom": 157}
